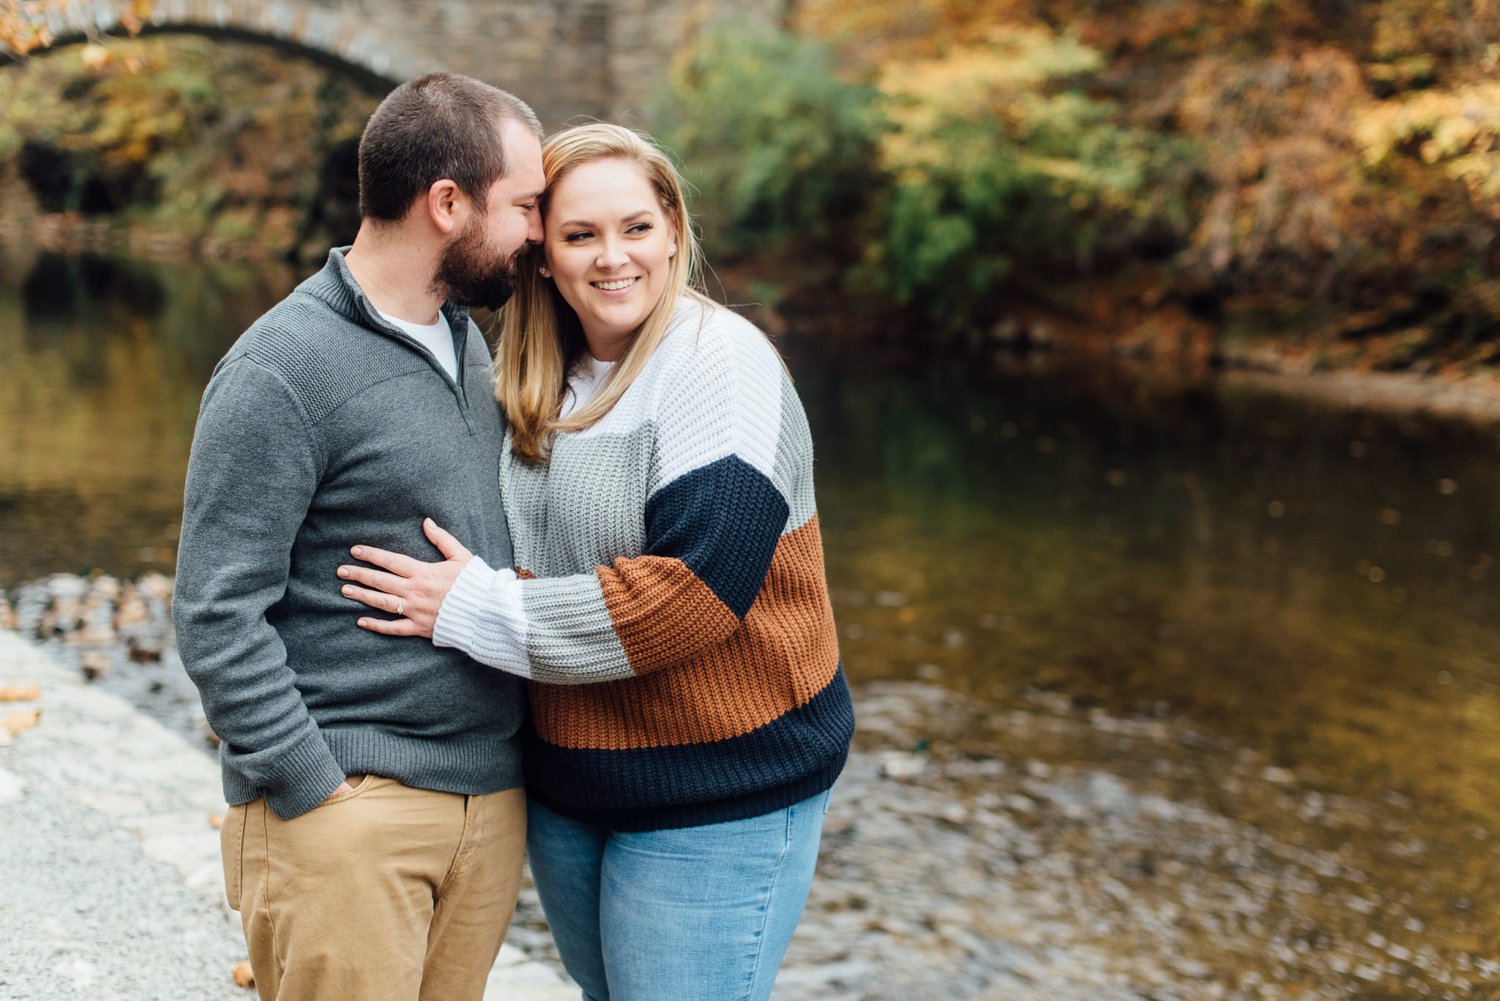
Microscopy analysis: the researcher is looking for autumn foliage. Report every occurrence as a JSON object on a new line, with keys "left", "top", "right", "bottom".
{"left": 665, "top": 0, "right": 1500, "bottom": 362}
{"left": 0, "top": 32, "right": 379, "bottom": 261}
{"left": 3, "top": 0, "right": 1497, "bottom": 364}
{"left": 0, "top": 0, "right": 152, "bottom": 55}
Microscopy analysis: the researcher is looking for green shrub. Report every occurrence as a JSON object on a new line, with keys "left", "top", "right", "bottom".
{"left": 862, "top": 27, "right": 1159, "bottom": 328}
{"left": 652, "top": 21, "right": 885, "bottom": 263}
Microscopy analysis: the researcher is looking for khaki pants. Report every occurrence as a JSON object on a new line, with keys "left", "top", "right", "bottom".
{"left": 219, "top": 776, "right": 526, "bottom": 1001}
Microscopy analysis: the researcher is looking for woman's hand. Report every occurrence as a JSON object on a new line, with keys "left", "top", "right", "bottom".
{"left": 339, "top": 518, "right": 474, "bottom": 638}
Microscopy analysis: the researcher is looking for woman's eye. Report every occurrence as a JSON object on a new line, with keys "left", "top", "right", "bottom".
{"left": 564, "top": 231, "right": 593, "bottom": 243}
{"left": 628, "top": 223, "right": 653, "bottom": 236}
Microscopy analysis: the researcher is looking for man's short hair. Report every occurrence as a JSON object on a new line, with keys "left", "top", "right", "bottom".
{"left": 358, "top": 72, "right": 542, "bottom": 222}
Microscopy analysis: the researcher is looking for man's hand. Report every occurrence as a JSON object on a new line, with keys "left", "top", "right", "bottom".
{"left": 320, "top": 780, "right": 356, "bottom": 806}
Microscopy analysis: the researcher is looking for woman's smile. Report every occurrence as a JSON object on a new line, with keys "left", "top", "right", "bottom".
{"left": 591, "top": 276, "right": 639, "bottom": 292}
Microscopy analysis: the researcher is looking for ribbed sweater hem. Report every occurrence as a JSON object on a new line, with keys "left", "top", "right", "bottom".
{"left": 527, "top": 751, "right": 848, "bottom": 832}
{"left": 222, "top": 727, "right": 524, "bottom": 818}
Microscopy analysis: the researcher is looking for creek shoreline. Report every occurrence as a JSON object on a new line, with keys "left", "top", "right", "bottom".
{"left": 3, "top": 574, "right": 1499, "bottom": 998}
{"left": 0, "top": 628, "right": 577, "bottom": 1001}
{"left": 722, "top": 271, "right": 1500, "bottom": 431}
{"left": 1215, "top": 364, "right": 1500, "bottom": 425}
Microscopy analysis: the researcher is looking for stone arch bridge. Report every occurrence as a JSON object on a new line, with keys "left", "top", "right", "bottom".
{"left": 3, "top": 0, "right": 781, "bottom": 126}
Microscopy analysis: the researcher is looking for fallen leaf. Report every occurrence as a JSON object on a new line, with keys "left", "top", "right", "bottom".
{"left": 231, "top": 960, "right": 255, "bottom": 988}
{"left": 0, "top": 685, "right": 41, "bottom": 702}
{"left": 3, "top": 710, "right": 42, "bottom": 737}
{"left": 208, "top": 813, "right": 224, "bottom": 829}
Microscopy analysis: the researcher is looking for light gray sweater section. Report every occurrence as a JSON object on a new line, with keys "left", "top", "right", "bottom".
{"left": 173, "top": 248, "right": 524, "bottom": 820}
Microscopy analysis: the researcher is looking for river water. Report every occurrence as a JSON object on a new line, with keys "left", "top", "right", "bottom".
{"left": 3, "top": 247, "right": 1499, "bottom": 998}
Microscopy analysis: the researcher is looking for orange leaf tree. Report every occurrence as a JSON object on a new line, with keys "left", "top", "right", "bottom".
{"left": 1, "top": 0, "right": 153, "bottom": 57}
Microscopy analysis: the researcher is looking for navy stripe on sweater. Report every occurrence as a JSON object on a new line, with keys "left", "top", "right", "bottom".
{"left": 522, "top": 665, "right": 855, "bottom": 821}
{"left": 643, "top": 454, "right": 789, "bottom": 620}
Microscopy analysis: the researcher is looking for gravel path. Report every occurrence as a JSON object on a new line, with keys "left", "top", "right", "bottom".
{"left": 0, "top": 631, "right": 575, "bottom": 1001}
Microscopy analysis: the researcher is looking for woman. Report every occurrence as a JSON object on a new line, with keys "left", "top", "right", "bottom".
{"left": 338, "top": 123, "right": 854, "bottom": 1000}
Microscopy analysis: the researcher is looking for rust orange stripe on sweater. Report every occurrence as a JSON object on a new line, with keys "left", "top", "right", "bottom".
{"left": 530, "top": 515, "right": 840, "bottom": 750}
{"left": 596, "top": 555, "right": 742, "bottom": 675}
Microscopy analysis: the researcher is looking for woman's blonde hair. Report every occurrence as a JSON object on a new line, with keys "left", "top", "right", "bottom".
{"left": 496, "top": 123, "right": 709, "bottom": 462}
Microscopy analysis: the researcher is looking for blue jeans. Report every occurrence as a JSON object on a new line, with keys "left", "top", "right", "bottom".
{"left": 526, "top": 791, "right": 832, "bottom": 1001}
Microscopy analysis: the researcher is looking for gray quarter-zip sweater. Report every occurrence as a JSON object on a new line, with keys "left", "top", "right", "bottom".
{"left": 173, "top": 248, "right": 523, "bottom": 820}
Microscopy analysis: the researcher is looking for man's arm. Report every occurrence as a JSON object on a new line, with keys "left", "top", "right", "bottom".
{"left": 173, "top": 355, "right": 345, "bottom": 820}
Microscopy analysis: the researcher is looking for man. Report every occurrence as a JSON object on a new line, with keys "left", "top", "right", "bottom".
{"left": 173, "top": 73, "right": 544, "bottom": 1001}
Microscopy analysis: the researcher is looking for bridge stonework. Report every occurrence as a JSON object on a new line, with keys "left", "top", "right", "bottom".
{"left": 7, "top": 0, "right": 782, "bottom": 126}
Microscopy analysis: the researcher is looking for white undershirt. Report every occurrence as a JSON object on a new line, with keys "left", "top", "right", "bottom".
{"left": 379, "top": 309, "right": 458, "bottom": 381}
{"left": 560, "top": 355, "right": 618, "bottom": 419}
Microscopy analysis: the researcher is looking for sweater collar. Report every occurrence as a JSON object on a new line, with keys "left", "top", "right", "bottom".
{"left": 303, "top": 246, "right": 474, "bottom": 338}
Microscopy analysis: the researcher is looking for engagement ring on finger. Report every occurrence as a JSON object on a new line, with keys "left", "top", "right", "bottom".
{"left": 395, "top": 599, "right": 405, "bottom": 616}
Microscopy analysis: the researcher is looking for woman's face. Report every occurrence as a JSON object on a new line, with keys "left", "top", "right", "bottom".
{"left": 543, "top": 158, "right": 676, "bottom": 360}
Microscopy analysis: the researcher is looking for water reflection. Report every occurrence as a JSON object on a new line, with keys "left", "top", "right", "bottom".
{"left": 795, "top": 345, "right": 1500, "bottom": 670}
{"left": 785, "top": 341, "right": 1500, "bottom": 949}
{"left": 0, "top": 245, "right": 292, "bottom": 582}
{"left": 3, "top": 251, "right": 1500, "bottom": 979}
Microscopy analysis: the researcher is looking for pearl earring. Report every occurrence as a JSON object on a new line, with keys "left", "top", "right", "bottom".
{"left": 669, "top": 244, "right": 677, "bottom": 257}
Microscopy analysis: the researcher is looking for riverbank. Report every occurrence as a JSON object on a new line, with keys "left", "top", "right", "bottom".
{"left": 713, "top": 259, "right": 1500, "bottom": 432}
{"left": 1218, "top": 365, "right": 1500, "bottom": 425}
{"left": 0, "top": 629, "right": 576, "bottom": 1001}
{"left": 4, "top": 574, "right": 1498, "bottom": 999}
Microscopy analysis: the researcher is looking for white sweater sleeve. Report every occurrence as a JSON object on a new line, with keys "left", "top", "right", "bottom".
{"left": 432, "top": 557, "right": 533, "bottom": 676}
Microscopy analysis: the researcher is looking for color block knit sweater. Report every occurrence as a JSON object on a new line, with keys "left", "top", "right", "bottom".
{"left": 434, "top": 296, "right": 855, "bottom": 830}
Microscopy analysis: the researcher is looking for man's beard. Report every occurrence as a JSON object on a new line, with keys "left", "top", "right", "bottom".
{"left": 430, "top": 215, "right": 520, "bottom": 310}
